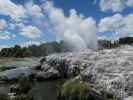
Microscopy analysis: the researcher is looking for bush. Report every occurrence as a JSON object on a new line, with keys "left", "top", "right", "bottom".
{"left": 0, "top": 66, "right": 16, "bottom": 72}
{"left": 58, "top": 77, "right": 115, "bottom": 100}
{"left": 16, "top": 76, "right": 34, "bottom": 95}
{"left": 10, "top": 76, "right": 34, "bottom": 100}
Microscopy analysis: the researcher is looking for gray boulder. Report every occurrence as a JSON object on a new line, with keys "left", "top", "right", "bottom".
{"left": 0, "top": 67, "right": 35, "bottom": 81}
{"left": 45, "top": 56, "right": 70, "bottom": 78}
{"left": 41, "top": 62, "right": 51, "bottom": 71}
{"left": 36, "top": 67, "right": 60, "bottom": 80}
{"left": 32, "top": 57, "right": 46, "bottom": 70}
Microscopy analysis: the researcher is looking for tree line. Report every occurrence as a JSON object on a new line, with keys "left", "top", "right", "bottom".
{"left": 0, "top": 41, "right": 70, "bottom": 57}
{"left": 1, "top": 37, "right": 133, "bottom": 57}
{"left": 98, "top": 37, "right": 133, "bottom": 49}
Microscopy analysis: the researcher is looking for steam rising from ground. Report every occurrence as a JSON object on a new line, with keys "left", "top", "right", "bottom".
{"left": 44, "top": 2, "right": 97, "bottom": 51}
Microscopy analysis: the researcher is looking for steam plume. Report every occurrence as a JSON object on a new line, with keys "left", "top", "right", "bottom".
{"left": 44, "top": 2, "right": 98, "bottom": 51}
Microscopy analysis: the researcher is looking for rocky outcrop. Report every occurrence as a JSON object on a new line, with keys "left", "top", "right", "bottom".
{"left": 40, "top": 45, "right": 133, "bottom": 100}
{"left": 36, "top": 67, "right": 60, "bottom": 80}
{"left": 36, "top": 58, "right": 67, "bottom": 80}
{"left": 0, "top": 67, "right": 35, "bottom": 81}
{"left": 78, "top": 45, "right": 133, "bottom": 100}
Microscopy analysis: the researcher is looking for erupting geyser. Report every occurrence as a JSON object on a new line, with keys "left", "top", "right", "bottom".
{"left": 44, "top": 2, "right": 98, "bottom": 51}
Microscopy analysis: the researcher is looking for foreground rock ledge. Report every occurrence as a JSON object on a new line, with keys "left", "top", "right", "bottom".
{"left": 46, "top": 45, "right": 133, "bottom": 100}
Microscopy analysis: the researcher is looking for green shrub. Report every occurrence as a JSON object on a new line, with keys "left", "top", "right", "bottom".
{"left": 16, "top": 76, "right": 34, "bottom": 95}
{"left": 9, "top": 76, "right": 34, "bottom": 100}
{"left": 58, "top": 78, "right": 102, "bottom": 100}
{"left": 0, "top": 66, "right": 16, "bottom": 72}
{"left": 58, "top": 77, "right": 116, "bottom": 100}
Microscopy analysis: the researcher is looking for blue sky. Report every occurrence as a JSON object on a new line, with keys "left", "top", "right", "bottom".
{"left": 0, "top": 0, "right": 133, "bottom": 48}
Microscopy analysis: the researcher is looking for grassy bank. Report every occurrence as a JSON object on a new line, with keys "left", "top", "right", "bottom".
{"left": 58, "top": 77, "right": 116, "bottom": 100}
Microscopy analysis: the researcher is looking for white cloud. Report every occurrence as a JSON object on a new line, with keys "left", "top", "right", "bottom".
{"left": 20, "top": 25, "right": 42, "bottom": 38}
{"left": 9, "top": 23, "right": 16, "bottom": 30}
{"left": 44, "top": 2, "right": 97, "bottom": 50}
{"left": 24, "top": 1, "right": 46, "bottom": 28}
{"left": 25, "top": 1, "right": 43, "bottom": 18}
{"left": 126, "top": 0, "right": 133, "bottom": 7}
{"left": 0, "top": 0, "right": 45, "bottom": 39}
{"left": 20, "top": 40, "right": 44, "bottom": 47}
{"left": 100, "top": 0, "right": 125, "bottom": 12}
{"left": 9, "top": 22, "right": 25, "bottom": 30}
{"left": 98, "top": 35, "right": 117, "bottom": 41}
{"left": 0, "top": 33, "right": 10, "bottom": 40}
{"left": 0, "top": 45, "right": 10, "bottom": 50}
{"left": 0, "top": 19, "right": 7, "bottom": 30}
{"left": 0, "top": 0, "right": 46, "bottom": 25}
{"left": 100, "top": 0, "right": 133, "bottom": 12}
{"left": 0, "top": 0, "right": 26, "bottom": 21}
{"left": 0, "top": 31, "right": 15, "bottom": 40}
{"left": 99, "top": 13, "right": 133, "bottom": 38}
{"left": 99, "top": 14, "right": 123, "bottom": 32}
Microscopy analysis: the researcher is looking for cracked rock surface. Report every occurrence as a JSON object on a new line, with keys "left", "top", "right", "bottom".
{"left": 46, "top": 45, "right": 133, "bottom": 100}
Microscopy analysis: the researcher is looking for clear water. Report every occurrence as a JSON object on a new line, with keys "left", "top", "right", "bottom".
{"left": 31, "top": 80, "right": 64, "bottom": 100}
{"left": 0, "top": 58, "right": 39, "bottom": 68}
{"left": 0, "top": 80, "right": 64, "bottom": 100}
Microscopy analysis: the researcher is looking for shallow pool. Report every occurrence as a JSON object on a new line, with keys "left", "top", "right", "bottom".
{"left": 31, "top": 80, "right": 64, "bottom": 100}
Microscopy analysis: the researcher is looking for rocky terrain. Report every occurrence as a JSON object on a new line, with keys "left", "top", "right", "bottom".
{"left": 1, "top": 45, "right": 133, "bottom": 100}
{"left": 45, "top": 45, "right": 133, "bottom": 100}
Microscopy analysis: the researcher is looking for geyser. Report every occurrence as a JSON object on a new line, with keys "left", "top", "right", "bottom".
{"left": 44, "top": 2, "right": 98, "bottom": 51}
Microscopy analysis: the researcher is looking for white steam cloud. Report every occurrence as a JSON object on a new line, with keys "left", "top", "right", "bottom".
{"left": 44, "top": 2, "right": 97, "bottom": 51}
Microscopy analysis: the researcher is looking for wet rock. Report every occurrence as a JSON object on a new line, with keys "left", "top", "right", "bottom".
{"left": 32, "top": 57, "right": 46, "bottom": 70}
{"left": 36, "top": 67, "right": 60, "bottom": 80}
{"left": 0, "top": 66, "right": 16, "bottom": 72}
{"left": 41, "top": 62, "right": 51, "bottom": 71}
{"left": 44, "top": 56, "right": 70, "bottom": 78}
{"left": 39, "top": 57, "right": 46, "bottom": 65}
{"left": 0, "top": 67, "right": 35, "bottom": 81}
{"left": 32, "top": 64, "right": 41, "bottom": 70}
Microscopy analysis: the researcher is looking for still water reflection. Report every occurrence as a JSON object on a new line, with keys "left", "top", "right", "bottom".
{"left": 32, "top": 80, "right": 64, "bottom": 100}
